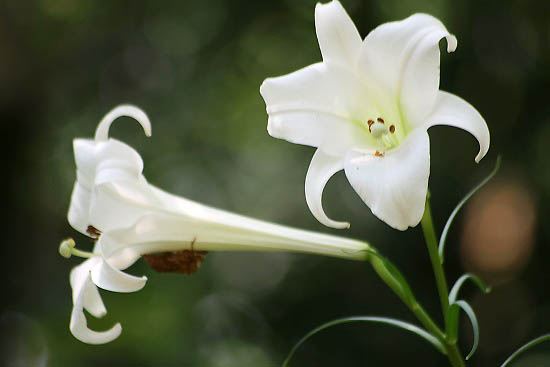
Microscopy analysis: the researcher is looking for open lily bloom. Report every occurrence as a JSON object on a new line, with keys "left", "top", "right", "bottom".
{"left": 260, "top": 1, "right": 490, "bottom": 230}
{"left": 63, "top": 105, "right": 370, "bottom": 344}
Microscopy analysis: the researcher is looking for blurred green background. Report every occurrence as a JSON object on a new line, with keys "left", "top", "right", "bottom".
{"left": 2, "top": 0, "right": 549, "bottom": 366}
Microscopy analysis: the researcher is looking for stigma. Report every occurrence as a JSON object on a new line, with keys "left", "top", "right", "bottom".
{"left": 366, "top": 117, "right": 398, "bottom": 154}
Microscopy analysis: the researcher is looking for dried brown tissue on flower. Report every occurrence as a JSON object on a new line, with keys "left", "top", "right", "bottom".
{"left": 143, "top": 240, "right": 208, "bottom": 275}
{"left": 86, "top": 225, "right": 101, "bottom": 239}
{"left": 86, "top": 225, "right": 208, "bottom": 275}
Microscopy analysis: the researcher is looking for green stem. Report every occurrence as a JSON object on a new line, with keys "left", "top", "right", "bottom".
{"left": 421, "top": 199, "right": 450, "bottom": 317}
{"left": 370, "top": 253, "right": 465, "bottom": 366}
{"left": 447, "top": 344, "right": 466, "bottom": 367}
{"left": 368, "top": 198, "right": 466, "bottom": 366}
{"left": 409, "top": 301, "right": 446, "bottom": 342}
{"left": 406, "top": 300, "right": 465, "bottom": 367}
{"left": 421, "top": 199, "right": 466, "bottom": 367}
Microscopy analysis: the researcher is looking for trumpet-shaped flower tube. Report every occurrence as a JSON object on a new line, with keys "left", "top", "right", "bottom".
{"left": 260, "top": 1, "right": 490, "bottom": 230}
{"left": 62, "top": 105, "right": 371, "bottom": 344}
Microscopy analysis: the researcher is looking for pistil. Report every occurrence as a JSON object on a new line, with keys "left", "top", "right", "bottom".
{"left": 59, "top": 238, "right": 97, "bottom": 259}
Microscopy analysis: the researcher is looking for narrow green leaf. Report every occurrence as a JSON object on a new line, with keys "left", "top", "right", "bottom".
{"left": 283, "top": 316, "right": 446, "bottom": 367}
{"left": 500, "top": 334, "right": 550, "bottom": 367}
{"left": 449, "top": 273, "right": 491, "bottom": 304}
{"left": 452, "top": 300, "right": 479, "bottom": 360}
{"left": 439, "top": 156, "right": 501, "bottom": 264}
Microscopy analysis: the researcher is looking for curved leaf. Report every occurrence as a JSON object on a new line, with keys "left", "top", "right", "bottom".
{"left": 500, "top": 334, "right": 550, "bottom": 367}
{"left": 449, "top": 273, "right": 491, "bottom": 304}
{"left": 448, "top": 300, "right": 479, "bottom": 360}
{"left": 439, "top": 156, "right": 501, "bottom": 263}
{"left": 283, "top": 316, "right": 446, "bottom": 367}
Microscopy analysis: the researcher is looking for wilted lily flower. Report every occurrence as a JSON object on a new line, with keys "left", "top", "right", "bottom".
{"left": 61, "top": 105, "right": 370, "bottom": 344}
{"left": 260, "top": 1, "right": 490, "bottom": 230}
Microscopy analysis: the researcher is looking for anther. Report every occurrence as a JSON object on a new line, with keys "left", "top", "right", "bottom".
{"left": 87, "top": 225, "right": 101, "bottom": 239}
{"left": 377, "top": 117, "right": 384, "bottom": 123}
{"left": 389, "top": 125, "right": 395, "bottom": 134}
{"left": 374, "top": 151, "right": 385, "bottom": 157}
{"left": 367, "top": 119, "right": 374, "bottom": 132}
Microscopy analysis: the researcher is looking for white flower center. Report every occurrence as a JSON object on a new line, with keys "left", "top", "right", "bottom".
{"left": 366, "top": 117, "right": 399, "bottom": 156}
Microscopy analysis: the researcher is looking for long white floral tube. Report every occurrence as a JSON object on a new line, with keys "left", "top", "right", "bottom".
{"left": 63, "top": 105, "right": 371, "bottom": 344}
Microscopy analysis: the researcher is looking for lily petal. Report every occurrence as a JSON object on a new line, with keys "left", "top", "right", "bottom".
{"left": 70, "top": 305, "right": 122, "bottom": 345}
{"left": 68, "top": 138, "right": 146, "bottom": 235}
{"left": 344, "top": 130, "right": 430, "bottom": 230}
{"left": 68, "top": 104, "right": 150, "bottom": 236}
{"left": 315, "top": 0, "right": 362, "bottom": 66}
{"left": 260, "top": 62, "right": 370, "bottom": 156}
{"left": 69, "top": 259, "right": 121, "bottom": 344}
{"left": 305, "top": 149, "right": 350, "bottom": 229}
{"left": 69, "top": 258, "right": 106, "bottom": 317}
{"left": 94, "top": 104, "right": 152, "bottom": 142}
{"left": 88, "top": 181, "right": 160, "bottom": 234}
{"left": 425, "top": 91, "right": 490, "bottom": 163}
{"left": 90, "top": 257, "right": 147, "bottom": 293}
{"left": 359, "top": 13, "right": 457, "bottom": 127}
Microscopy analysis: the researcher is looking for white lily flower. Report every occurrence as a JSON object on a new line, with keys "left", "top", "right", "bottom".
{"left": 260, "top": 1, "right": 490, "bottom": 230}
{"left": 62, "top": 105, "right": 370, "bottom": 344}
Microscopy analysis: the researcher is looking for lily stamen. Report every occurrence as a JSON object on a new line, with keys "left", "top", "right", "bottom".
{"left": 58, "top": 238, "right": 97, "bottom": 259}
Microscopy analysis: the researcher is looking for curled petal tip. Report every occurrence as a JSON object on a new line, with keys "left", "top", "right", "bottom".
{"left": 91, "top": 260, "right": 147, "bottom": 293}
{"left": 259, "top": 78, "right": 269, "bottom": 96}
{"left": 96, "top": 310, "right": 107, "bottom": 318}
{"left": 315, "top": 0, "right": 342, "bottom": 12}
{"left": 445, "top": 34, "right": 458, "bottom": 53}
{"left": 474, "top": 152, "right": 484, "bottom": 164}
{"left": 309, "top": 205, "right": 350, "bottom": 229}
{"left": 317, "top": 216, "right": 350, "bottom": 229}
{"left": 474, "top": 141, "right": 489, "bottom": 164}
{"left": 94, "top": 105, "right": 152, "bottom": 142}
{"left": 70, "top": 310, "right": 122, "bottom": 344}
{"left": 305, "top": 150, "right": 350, "bottom": 229}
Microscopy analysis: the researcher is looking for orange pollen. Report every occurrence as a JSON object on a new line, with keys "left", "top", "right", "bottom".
{"left": 374, "top": 150, "right": 385, "bottom": 157}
